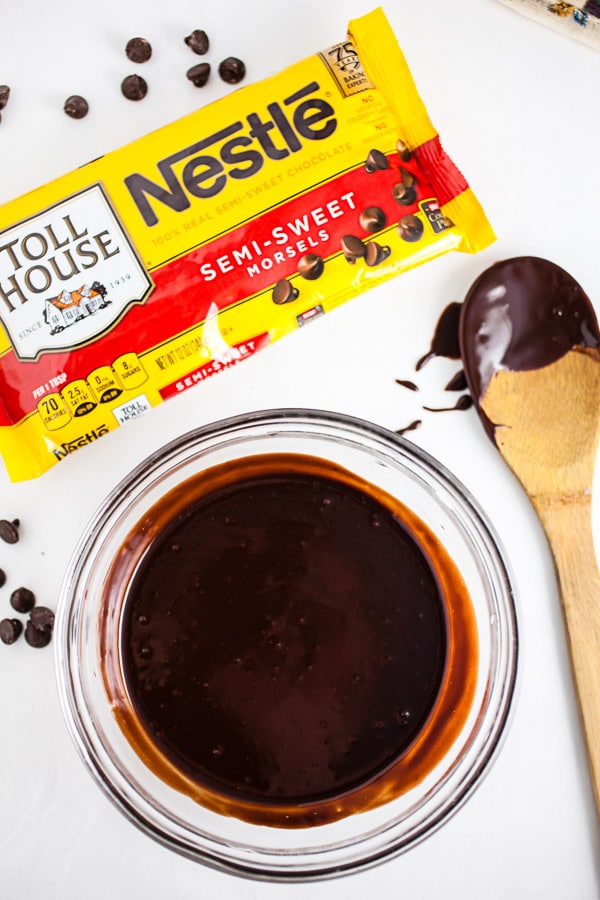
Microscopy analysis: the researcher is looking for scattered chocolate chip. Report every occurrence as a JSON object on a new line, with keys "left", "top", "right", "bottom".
{"left": 0, "top": 518, "right": 19, "bottom": 544}
{"left": 186, "top": 62, "right": 211, "bottom": 87}
{"left": 184, "top": 29, "right": 209, "bottom": 55}
{"left": 395, "top": 379, "right": 419, "bottom": 391}
{"left": 272, "top": 279, "right": 299, "bottom": 305}
{"left": 364, "top": 148, "right": 389, "bottom": 173}
{"left": 10, "top": 586, "right": 35, "bottom": 614}
{"left": 0, "top": 568, "right": 5, "bottom": 588}
{"left": 125, "top": 37, "right": 152, "bottom": 63}
{"left": 392, "top": 182, "right": 416, "bottom": 206}
{"left": 297, "top": 253, "right": 324, "bottom": 280}
{"left": 63, "top": 95, "right": 89, "bottom": 119}
{"left": 341, "top": 234, "right": 366, "bottom": 263}
{"left": 398, "top": 214, "right": 424, "bottom": 243}
{"left": 29, "top": 606, "right": 55, "bottom": 633}
{"left": 396, "top": 138, "right": 412, "bottom": 162}
{"left": 0, "top": 85, "right": 10, "bottom": 111}
{"left": 24, "top": 620, "right": 52, "bottom": 648}
{"left": 365, "top": 241, "right": 391, "bottom": 267}
{"left": 218, "top": 57, "right": 246, "bottom": 85}
{"left": 0, "top": 618, "right": 22, "bottom": 645}
{"left": 359, "top": 206, "right": 387, "bottom": 233}
{"left": 121, "top": 74, "right": 148, "bottom": 101}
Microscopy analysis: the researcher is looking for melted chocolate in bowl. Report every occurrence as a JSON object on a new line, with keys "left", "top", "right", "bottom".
{"left": 101, "top": 453, "right": 478, "bottom": 828}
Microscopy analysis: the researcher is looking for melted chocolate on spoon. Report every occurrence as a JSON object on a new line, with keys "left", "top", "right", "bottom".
{"left": 459, "top": 256, "right": 600, "bottom": 438}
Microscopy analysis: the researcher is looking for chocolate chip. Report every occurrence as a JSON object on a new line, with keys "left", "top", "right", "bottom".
{"left": 125, "top": 37, "right": 152, "bottom": 63}
{"left": 218, "top": 57, "right": 246, "bottom": 85}
{"left": 272, "top": 279, "right": 299, "bottom": 305}
{"left": 184, "top": 29, "right": 209, "bottom": 55}
{"left": 10, "top": 587, "right": 35, "bottom": 614}
{"left": 297, "top": 254, "right": 324, "bottom": 280}
{"left": 63, "top": 95, "right": 89, "bottom": 119}
{"left": 0, "top": 519, "right": 19, "bottom": 544}
{"left": 0, "top": 85, "right": 10, "bottom": 111}
{"left": 365, "top": 242, "right": 391, "bottom": 267}
{"left": 0, "top": 568, "right": 5, "bottom": 588}
{"left": 364, "top": 148, "right": 389, "bottom": 173}
{"left": 392, "top": 182, "right": 416, "bottom": 206}
{"left": 396, "top": 138, "right": 412, "bottom": 162}
{"left": 186, "top": 63, "right": 211, "bottom": 88}
{"left": 341, "top": 234, "right": 366, "bottom": 263}
{"left": 121, "top": 74, "right": 148, "bottom": 101}
{"left": 400, "top": 167, "right": 417, "bottom": 188}
{"left": 29, "top": 606, "right": 55, "bottom": 633}
{"left": 359, "top": 206, "right": 387, "bottom": 233}
{"left": 0, "top": 618, "right": 22, "bottom": 645}
{"left": 398, "top": 215, "right": 424, "bottom": 243}
{"left": 24, "top": 620, "right": 52, "bottom": 648}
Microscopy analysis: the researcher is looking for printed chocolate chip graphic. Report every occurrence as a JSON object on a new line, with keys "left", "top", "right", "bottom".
{"left": 10, "top": 587, "right": 35, "bottom": 614}
{"left": 272, "top": 279, "right": 299, "bottom": 305}
{"left": 186, "top": 63, "right": 211, "bottom": 87}
{"left": 400, "top": 166, "right": 417, "bottom": 188}
{"left": 63, "top": 95, "right": 89, "bottom": 119}
{"left": 125, "top": 37, "right": 152, "bottom": 63}
{"left": 0, "top": 618, "right": 22, "bottom": 645}
{"left": 219, "top": 57, "right": 246, "bottom": 84}
{"left": 364, "top": 148, "right": 389, "bottom": 173}
{"left": 185, "top": 29, "right": 210, "bottom": 55}
{"left": 341, "top": 234, "right": 366, "bottom": 263}
{"left": 0, "top": 568, "right": 5, "bottom": 588}
{"left": 0, "top": 85, "right": 11, "bottom": 111}
{"left": 121, "top": 74, "right": 148, "bottom": 101}
{"left": 359, "top": 206, "right": 387, "bottom": 233}
{"left": 396, "top": 138, "right": 412, "bottom": 162}
{"left": 392, "top": 182, "right": 416, "bottom": 206}
{"left": 25, "top": 620, "right": 52, "bottom": 648}
{"left": 0, "top": 519, "right": 19, "bottom": 544}
{"left": 365, "top": 242, "right": 391, "bottom": 267}
{"left": 297, "top": 254, "right": 324, "bottom": 280}
{"left": 398, "top": 215, "right": 424, "bottom": 243}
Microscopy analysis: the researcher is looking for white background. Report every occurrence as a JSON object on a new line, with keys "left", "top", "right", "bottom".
{"left": 0, "top": 0, "right": 599, "bottom": 897}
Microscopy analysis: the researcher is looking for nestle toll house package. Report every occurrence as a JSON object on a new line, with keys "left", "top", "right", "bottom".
{"left": 0, "top": 8, "right": 494, "bottom": 480}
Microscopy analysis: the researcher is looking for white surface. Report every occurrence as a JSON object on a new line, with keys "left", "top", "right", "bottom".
{"left": 0, "top": 0, "right": 599, "bottom": 897}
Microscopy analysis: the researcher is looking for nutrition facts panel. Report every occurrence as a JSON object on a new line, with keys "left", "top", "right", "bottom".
{"left": 0, "top": 1, "right": 598, "bottom": 899}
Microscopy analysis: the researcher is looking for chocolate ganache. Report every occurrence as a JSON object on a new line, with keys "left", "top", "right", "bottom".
{"left": 459, "top": 256, "right": 600, "bottom": 436}
{"left": 102, "top": 454, "right": 478, "bottom": 827}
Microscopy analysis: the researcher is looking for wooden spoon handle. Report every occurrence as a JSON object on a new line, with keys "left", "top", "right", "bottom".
{"left": 534, "top": 494, "right": 600, "bottom": 818}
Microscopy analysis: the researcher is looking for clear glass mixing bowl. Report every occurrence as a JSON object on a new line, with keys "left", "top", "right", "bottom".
{"left": 55, "top": 409, "right": 518, "bottom": 881}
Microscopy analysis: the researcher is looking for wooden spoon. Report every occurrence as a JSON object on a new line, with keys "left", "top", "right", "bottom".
{"left": 459, "top": 256, "right": 600, "bottom": 820}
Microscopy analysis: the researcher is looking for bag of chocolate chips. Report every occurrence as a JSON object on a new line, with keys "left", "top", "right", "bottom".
{"left": 0, "top": 7, "right": 494, "bottom": 481}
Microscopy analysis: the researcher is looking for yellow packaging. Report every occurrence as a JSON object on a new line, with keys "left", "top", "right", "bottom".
{"left": 0, "top": 8, "right": 494, "bottom": 481}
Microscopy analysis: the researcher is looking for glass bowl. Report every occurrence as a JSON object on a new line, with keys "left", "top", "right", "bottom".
{"left": 55, "top": 409, "right": 518, "bottom": 881}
